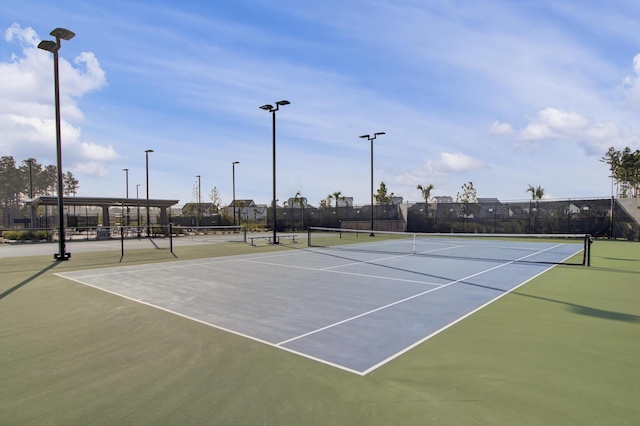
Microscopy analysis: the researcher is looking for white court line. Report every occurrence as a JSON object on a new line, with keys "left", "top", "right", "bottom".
{"left": 238, "top": 257, "right": 443, "bottom": 286}
{"left": 56, "top": 242, "right": 577, "bottom": 376}
{"left": 360, "top": 263, "right": 557, "bottom": 375}
{"left": 58, "top": 273, "right": 368, "bottom": 376}
{"left": 276, "top": 243, "right": 565, "bottom": 349}
{"left": 319, "top": 252, "right": 421, "bottom": 270}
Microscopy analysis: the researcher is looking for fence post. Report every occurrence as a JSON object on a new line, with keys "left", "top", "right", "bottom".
{"left": 120, "top": 225, "right": 124, "bottom": 262}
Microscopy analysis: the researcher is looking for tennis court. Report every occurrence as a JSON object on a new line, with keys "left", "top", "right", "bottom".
{"left": 55, "top": 231, "right": 586, "bottom": 375}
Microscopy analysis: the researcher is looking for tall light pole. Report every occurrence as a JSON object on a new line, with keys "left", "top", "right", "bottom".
{"left": 359, "top": 132, "right": 385, "bottom": 236}
{"left": 123, "top": 168, "right": 129, "bottom": 225}
{"left": 196, "top": 175, "right": 201, "bottom": 226}
{"left": 145, "top": 149, "right": 154, "bottom": 236}
{"left": 38, "top": 27, "right": 75, "bottom": 261}
{"left": 259, "top": 100, "right": 290, "bottom": 244}
{"left": 27, "top": 159, "right": 35, "bottom": 228}
{"left": 136, "top": 184, "right": 141, "bottom": 229}
{"left": 232, "top": 161, "right": 239, "bottom": 226}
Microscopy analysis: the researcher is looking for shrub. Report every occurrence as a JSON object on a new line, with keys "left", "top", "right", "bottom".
{"left": 1, "top": 230, "right": 52, "bottom": 241}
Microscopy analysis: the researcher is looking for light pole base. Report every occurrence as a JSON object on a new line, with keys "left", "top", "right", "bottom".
{"left": 54, "top": 253, "right": 71, "bottom": 261}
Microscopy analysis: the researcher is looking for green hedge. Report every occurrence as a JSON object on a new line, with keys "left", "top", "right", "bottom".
{"left": 2, "top": 230, "right": 53, "bottom": 241}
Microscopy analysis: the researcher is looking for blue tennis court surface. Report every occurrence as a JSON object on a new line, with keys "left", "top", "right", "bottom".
{"left": 55, "top": 242, "right": 583, "bottom": 375}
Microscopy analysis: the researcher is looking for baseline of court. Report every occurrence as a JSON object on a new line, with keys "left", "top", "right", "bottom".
{"left": 55, "top": 245, "right": 580, "bottom": 375}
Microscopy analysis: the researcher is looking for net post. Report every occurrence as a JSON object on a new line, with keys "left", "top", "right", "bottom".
{"left": 581, "top": 234, "right": 591, "bottom": 267}
{"left": 308, "top": 227, "right": 311, "bottom": 246}
{"left": 242, "top": 226, "right": 247, "bottom": 243}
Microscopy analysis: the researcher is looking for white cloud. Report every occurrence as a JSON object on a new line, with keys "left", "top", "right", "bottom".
{"left": 520, "top": 108, "right": 590, "bottom": 141}
{"left": 4, "top": 23, "right": 39, "bottom": 47}
{"left": 73, "top": 161, "right": 110, "bottom": 177}
{"left": 431, "top": 152, "right": 487, "bottom": 174}
{"left": 489, "top": 121, "right": 514, "bottom": 136}
{"left": 399, "top": 152, "right": 488, "bottom": 181}
{"left": 0, "top": 24, "right": 112, "bottom": 173}
{"left": 495, "top": 107, "right": 638, "bottom": 155}
{"left": 622, "top": 53, "right": 640, "bottom": 107}
{"left": 78, "top": 142, "right": 119, "bottom": 161}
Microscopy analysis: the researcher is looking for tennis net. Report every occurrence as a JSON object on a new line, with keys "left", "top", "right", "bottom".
{"left": 307, "top": 227, "right": 592, "bottom": 266}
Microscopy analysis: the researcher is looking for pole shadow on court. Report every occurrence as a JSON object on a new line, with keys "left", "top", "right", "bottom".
{"left": 0, "top": 263, "right": 60, "bottom": 301}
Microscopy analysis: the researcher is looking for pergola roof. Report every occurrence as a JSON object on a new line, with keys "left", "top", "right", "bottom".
{"left": 23, "top": 195, "right": 180, "bottom": 209}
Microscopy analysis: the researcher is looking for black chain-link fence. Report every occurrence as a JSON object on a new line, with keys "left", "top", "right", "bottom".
{"left": 406, "top": 198, "right": 639, "bottom": 240}
{"left": 0, "top": 225, "right": 247, "bottom": 263}
{"left": 2, "top": 198, "right": 638, "bottom": 263}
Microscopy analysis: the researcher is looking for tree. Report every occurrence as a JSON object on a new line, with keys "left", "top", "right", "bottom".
{"left": 417, "top": 183, "right": 434, "bottom": 217}
{"left": 291, "top": 191, "right": 307, "bottom": 229}
{"left": 0, "top": 156, "right": 22, "bottom": 225}
{"left": 19, "top": 158, "right": 42, "bottom": 197}
{"left": 328, "top": 191, "right": 346, "bottom": 207}
{"left": 525, "top": 184, "right": 545, "bottom": 233}
{"left": 456, "top": 181, "right": 479, "bottom": 218}
{"left": 208, "top": 187, "right": 222, "bottom": 212}
{"left": 601, "top": 146, "right": 640, "bottom": 197}
{"left": 41, "top": 165, "right": 58, "bottom": 195}
{"left": 374, "top": 182, "right": 394, "bottom": 205}
{"left": 292, "top": 191, "right": 307, "bottom": 208}
{"left": 63, "top": 171, "right": 79, "bottom": 196}
{"left": 526, "top": 184, "right": 545, "bottom": 201}
{"left": 0, "top": 156, "right": 80, "bottom": 227}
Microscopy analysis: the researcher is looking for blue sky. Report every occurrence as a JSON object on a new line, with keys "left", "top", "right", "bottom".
{"left": 1, "top": 0, "right": 640, "bottom": 207}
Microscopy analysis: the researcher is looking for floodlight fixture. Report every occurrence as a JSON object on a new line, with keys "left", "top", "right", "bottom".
{"left": 260, "top": 100, "right": 291, "bottom": 243}
{"left": 50, "top": 27, "right": 75, "bottom": 41}
{"left": 360, "top": 132, "right": 386, "bottom": 235}
{"left": 37, "top": 40, "right": 58, "bottom": 52}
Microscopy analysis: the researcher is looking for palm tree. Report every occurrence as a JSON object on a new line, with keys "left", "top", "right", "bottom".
{"left": 292, "top": 191, "right": 307, "bottom": 229}
{"left": 331, "top": 191, "right": 346, "bottom": 207}
{"left": 526, "top": 184, "right": 545, "bottom": 233}
{"left": 526, "top": 184, "right": 545, "bottom": 201}
{"left": 417, "top": 183, "right": 434, "bottom": 217}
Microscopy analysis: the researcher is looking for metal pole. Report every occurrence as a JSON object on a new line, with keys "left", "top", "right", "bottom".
{"left": 232, "top": 162, "right": 239, "bottom": 226}
{"left": 359, "top": 133, "right": 384, "bottom": 236}
{"left": 28, "top": 159, "right": 34, "bottom": 228}
{"left": 145, "top": 150, "right": 153, "bottom": 236}
{"left": 272, "top": 110, "right": 277, "bottom": 243}
{"left": 260, "top": 101, "right": 289, "bottom": 243}
{"left": 38, "top": 29, "right": 73, "bottom": 254}
{"left": 123, "top": 168, "right": 129, "bottom": 198}
{"left": 123, "top": 168, "right": 129, "bottom": 226}
{"left": 28, "top": 160, "right": 33, "bottom": 199}
{"left": 196, "top": 175, "right": 201, "bottom": 226}
{"left": 52, "top": 37, "right": 68, "bottom": 260}
{"left": 370, "top": 137, "right": 374, "bottom": 235}
{"left": 136, "top": 184, "right": 141, "bottom": 236}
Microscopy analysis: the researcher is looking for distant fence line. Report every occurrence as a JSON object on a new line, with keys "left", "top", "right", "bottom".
{"left": 2, "top": 197, "right": 639, "bottom": 241}
{"left": 0, "top": 225, "right": 247, "bottom": 262}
